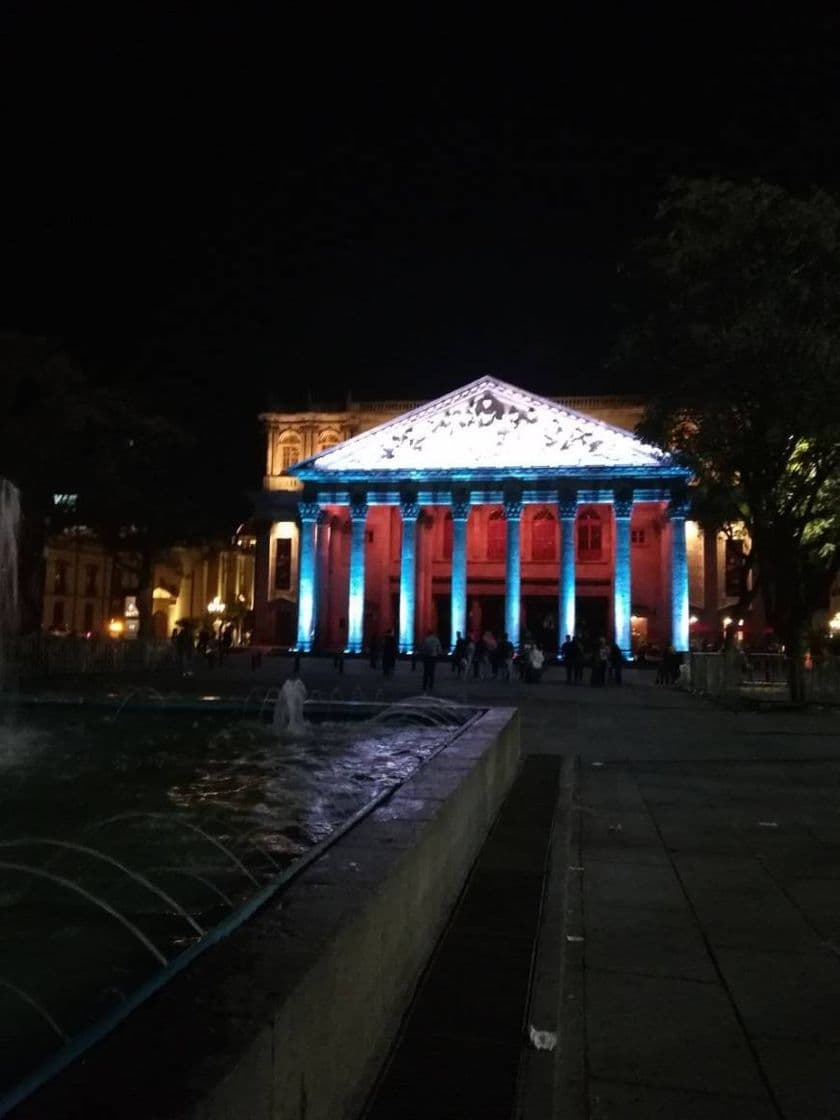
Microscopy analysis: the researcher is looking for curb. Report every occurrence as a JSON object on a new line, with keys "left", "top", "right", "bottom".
{"left": 515, "top": 753, "right": 584, "bottom": 1119}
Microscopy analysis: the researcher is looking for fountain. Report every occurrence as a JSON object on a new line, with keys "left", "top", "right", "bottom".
{"left": 272, "top": 676, "right": 307, "bottom": 734}
{"left": 0, "top": 478, "right": 20, "bottom": 688}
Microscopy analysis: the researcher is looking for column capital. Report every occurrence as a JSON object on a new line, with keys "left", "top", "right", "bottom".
{"left": 503, "top": 499, "right": 523, "bottom": 520}
{"left": 400, "top": 499, "right": 420, "bottom": 520}
{"left": 558, "top": 492, "right": 579, "bottom": 520}
{"left": 298, "top": 501, "right": 320, "bottom": 522}
{"left": 613, "top": 493, "right": 634, "bottom": 519}
{"left": 316, "top": 508, "right": 330, "bottom": 527}
{"left": 451, "top": 491, "right": 471, "bottom": 520}
{"left": 349, "top": 500, "right": 369, "bottom": 521}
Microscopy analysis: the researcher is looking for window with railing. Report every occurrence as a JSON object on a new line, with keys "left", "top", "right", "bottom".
{"left": 577, "top": 508, "right": 603, "bottom": 561}
{"left": 531, "top": 508, "right": 556, "bottom": 562}
{"left": 487, "top": 509, "right": 506, "bottom": 562}
{"left": 279, "top": 436, "right": 303, "bottom": 471}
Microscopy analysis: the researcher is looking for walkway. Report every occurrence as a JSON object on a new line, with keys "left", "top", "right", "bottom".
{"left": 16, "top": 655, "right": 840, "bottom": 1117}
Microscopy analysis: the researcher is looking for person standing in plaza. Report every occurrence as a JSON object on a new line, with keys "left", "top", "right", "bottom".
{"left": 381, "top": 629, "right": 397, "bottom": 677}
{"left": 561, "top": 633, "right": 575, "bottom": 684}
{"left": 420, "top": 629, "right": 443, "bottom": 692}
{"left": 609, "top": 640, "right": 624, "bottom": 685}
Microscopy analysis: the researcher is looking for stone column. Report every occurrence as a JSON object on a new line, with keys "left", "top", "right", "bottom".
{"left": 347, "top": 498, "right": 369, "bottom": 653}
{"left": 670, "top": 498, "right": 690, "bottom": 652}
{"left": 702, "top": 525, "right": 719, "bottom": 616}
{"left": 558, "top": 493, "right": 578, "bottom": 642}
{"left": 295, "top": 501, "right": 320, "bottom": 651}
{"left": 504, "top": 498, "right": 523, "bottom": 647}
{"left": 613, "top": 494, "right": 633, "bottom": 658}
{"left": 450, "top": 494, "right": 471, "bottom": 650}
{"left": 398, "top": 499, "right": 419, "bottom": 654}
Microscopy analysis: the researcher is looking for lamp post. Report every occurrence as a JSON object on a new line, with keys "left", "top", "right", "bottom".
{"left": 208, "top": 596, "right": 226, "bottom": 664}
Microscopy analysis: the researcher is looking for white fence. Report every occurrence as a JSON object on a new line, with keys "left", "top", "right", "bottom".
{"left": 690, "top": 651, "right": 840, "bottom": 704}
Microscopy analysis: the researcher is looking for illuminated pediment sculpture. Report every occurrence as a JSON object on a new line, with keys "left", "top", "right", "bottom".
{"left": 291, "top": 375, "right": 670, "bottom": 478}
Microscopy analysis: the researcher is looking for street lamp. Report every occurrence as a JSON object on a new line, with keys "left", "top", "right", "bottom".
{"left": 208, "top": 596, "right": 226, "bottom": 659}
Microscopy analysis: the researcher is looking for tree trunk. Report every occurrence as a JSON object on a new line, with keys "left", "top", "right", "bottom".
{"left": 784, "top": 620, "right": 807, "bottom": 704}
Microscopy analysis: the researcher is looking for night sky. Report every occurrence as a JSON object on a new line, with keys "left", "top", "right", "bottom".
{"left": 2, "top": 12, "right": 839, "bottom": 517}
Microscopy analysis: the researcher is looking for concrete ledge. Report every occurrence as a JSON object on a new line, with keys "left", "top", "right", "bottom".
{"left": 10, "top": 707, "right": 520, "bottom": 1120}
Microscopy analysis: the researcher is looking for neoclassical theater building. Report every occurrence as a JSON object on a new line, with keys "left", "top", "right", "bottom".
{"left": 253, "top": 376, "right": 740, "bottom": 655}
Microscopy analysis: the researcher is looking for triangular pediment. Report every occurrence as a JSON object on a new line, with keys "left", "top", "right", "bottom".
{"left": 291, "top": 376, "right": 670, "bottom": 475}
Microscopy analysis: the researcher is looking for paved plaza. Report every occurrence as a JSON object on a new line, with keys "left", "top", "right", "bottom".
{"left": 19, "top": 653, "right": 840, "bottom": 1117}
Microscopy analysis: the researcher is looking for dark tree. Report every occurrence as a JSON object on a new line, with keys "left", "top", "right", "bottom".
{"left": 617, "top": 178, "right": 840, "bottom": 699}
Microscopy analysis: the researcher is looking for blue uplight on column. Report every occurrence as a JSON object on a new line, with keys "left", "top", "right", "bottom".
{"left": 670, "top": 499, "right": 690, "bottom": 652}
{"left": 504, "top": 499, "right": 523, "bottom": 647}
{"left": 613, "top": 495, "right": 633, "bottom": 658}
{"left": 347, "top": 499, "right": 368, "bottom": 653}
{"left": 398, "top": 500, "right": 419, "bottom": 654}
{"left": 450, "top": 495, "right": 471, "bottom": 650}
{"left": 295, "top": 502, "right": 320, "bottom": 651}
{"left": 558, "top": 494, "right": 578, "bottom": 642}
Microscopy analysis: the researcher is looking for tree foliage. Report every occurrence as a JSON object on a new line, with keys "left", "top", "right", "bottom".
{"left": 617, "top": 178, "right": 840, "bottom": 689}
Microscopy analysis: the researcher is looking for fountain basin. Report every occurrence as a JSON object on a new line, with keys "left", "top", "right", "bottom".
{"left": 9, "top": 705, "right": 520, "bottom": 1120}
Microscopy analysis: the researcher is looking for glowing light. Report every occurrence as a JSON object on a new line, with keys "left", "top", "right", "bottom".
{"left": 723, "top": 616, "right": 733, "bottom": 628}
{"left": 613, "top": 513, "right": 631, "bottom": 656}
{"left": 347, "top": 506, "right": 368, "bottom": 653}
{"left": 738, "top": 618, "right": 745, "bottom": 627}
{"left": 689, "top": 615, "right": 699, "bottom": 624}
{"left": 560, "top": 510, "right": 576, "bottom": 639}
{"left": 208, "top": 597, "right": 226, "bottom": 615}
{"left": 108, "top": 619, "right": 124, "bottom": 636}
{"left": 296, "top": 376, "right": 670, "bottom": 473}
{"left": 671, "top": 511, "right": 690, "bottom": 651}
{"left": 829, "top": 612, "right": 840, "bottom": 634}
{"left": 398, "top": 507, "right": 418, "bottom": 654}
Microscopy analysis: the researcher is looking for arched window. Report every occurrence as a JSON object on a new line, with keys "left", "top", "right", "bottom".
{"left": 532, "top": 508, "right": 556, "bottom": 563}
{"left": 443, "top": 512, "right": 453, "bottom": 559}
{"left": 279, "top": 433, "right": 303, "bottom": 471}
{"left": 577, "top": 508, "right": 603, "bottom": 561}
{"left": 316, "top": 430, "right": 341, "bottom": 453}
{"left": 487, "top": 509, "right": 506, "bottom": 562}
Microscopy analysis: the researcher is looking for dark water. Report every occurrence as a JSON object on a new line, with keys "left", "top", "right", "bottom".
{"left": 0, "top": 707, "right": 456, "bottom": 1094}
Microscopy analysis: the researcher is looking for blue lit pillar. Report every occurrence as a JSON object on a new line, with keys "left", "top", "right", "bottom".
{"left": 295, "top": 501, "right": 320, "bottom": 651}
{"left": 398, "top": 499, "right": 419, "bottom": 654}
{"left": 613, "top": 494, "right": 633, "bottom": 658}
{"left": 558, "top": 493, "right": 578, "bottom": 642}
{"left": 504, "top": 498, "right": 523, "bottom": 647}
{"left": 450, "top": 494, "right": 471, "bottom": 649}
{"left": 670, "top": 498, "right": 690, "bottom": 652}
{"left": 347, "top": 498, "right": 368, "bottom": 653}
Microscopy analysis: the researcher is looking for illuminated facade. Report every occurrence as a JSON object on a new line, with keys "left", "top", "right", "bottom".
{"left": 42, "top": 531, "right": 256, "bottom": 640}
{"left": 253, "top": 376, "right": 714, "bottom": 654}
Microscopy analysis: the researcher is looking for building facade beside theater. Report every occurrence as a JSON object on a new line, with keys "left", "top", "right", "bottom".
{"left": 253, "top": 376, "right": 745, "bottom": 655}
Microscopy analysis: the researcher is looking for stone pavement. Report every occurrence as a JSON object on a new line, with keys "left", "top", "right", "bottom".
{"left": 19, "top": 654, "right": 840, "bottom": 1117}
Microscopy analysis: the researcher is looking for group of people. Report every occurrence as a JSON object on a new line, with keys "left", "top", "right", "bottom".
{"left": 367, "top": 630, "right": 398, "bottom": 677}
{"left": 560, "top": 633, "right": 625, "bottom": 686}
{"left": 450, "top": 631, "right": 517, "bottom": 681}
{"left": 171, "top": 620, "right": 234, "bottom": 669}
